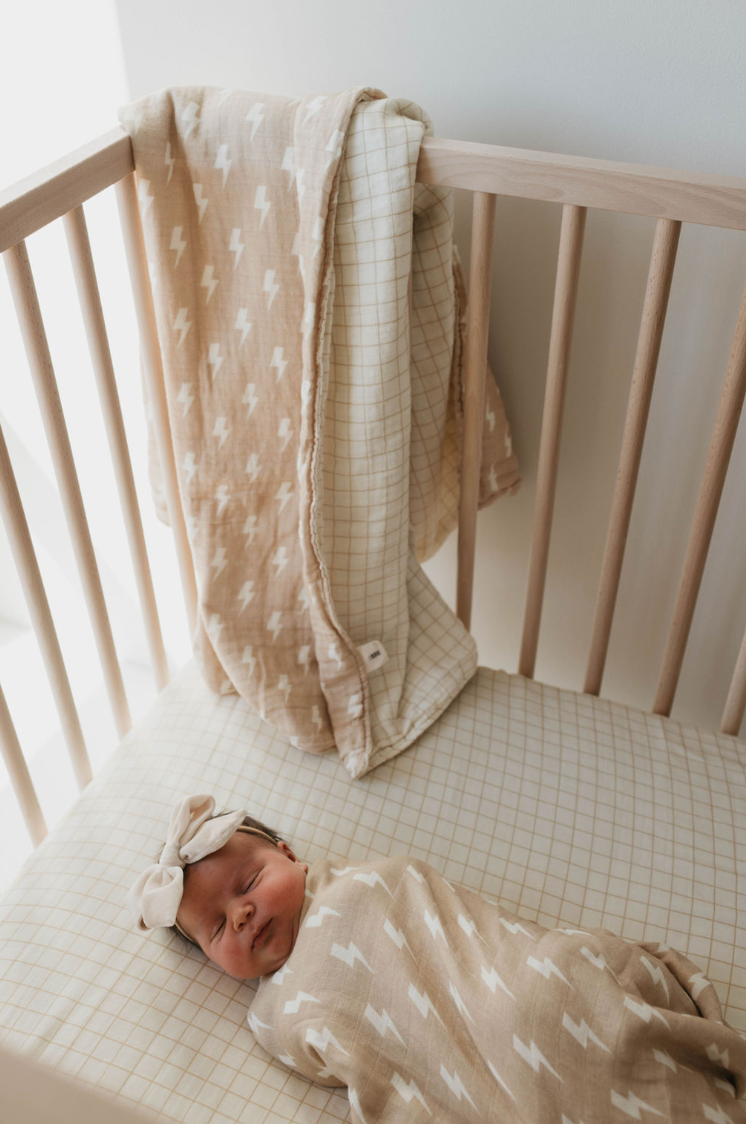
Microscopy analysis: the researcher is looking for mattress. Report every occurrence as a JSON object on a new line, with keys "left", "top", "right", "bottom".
{"left": 0, "top": 660, "right": 744, "bottom": 1124}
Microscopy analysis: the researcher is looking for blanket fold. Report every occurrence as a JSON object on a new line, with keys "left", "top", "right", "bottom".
{"left": 120, "top": 86, "right": 519, "bottom": 777}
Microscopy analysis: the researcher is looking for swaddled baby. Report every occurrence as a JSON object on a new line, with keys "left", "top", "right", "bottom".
{"left": 130, "top": 795, "right": 746, "bottom": 1123}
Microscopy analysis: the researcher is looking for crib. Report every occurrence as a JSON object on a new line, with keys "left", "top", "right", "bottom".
{"left": 1, "top": 111, "right": 745, "bottom": 1124}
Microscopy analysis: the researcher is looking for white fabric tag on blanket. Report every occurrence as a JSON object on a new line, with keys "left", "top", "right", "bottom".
{"left": 357, "top": 640, "right": 389, "bottom": 672}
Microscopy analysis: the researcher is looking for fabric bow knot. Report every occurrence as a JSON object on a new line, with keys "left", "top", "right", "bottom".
{"left": 127, "top": 794, "right": 245, "bottom": 931}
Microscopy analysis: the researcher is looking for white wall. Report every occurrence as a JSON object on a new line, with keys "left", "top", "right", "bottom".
{"left": 109, "top": 0, "right": 746, "bottom": 738}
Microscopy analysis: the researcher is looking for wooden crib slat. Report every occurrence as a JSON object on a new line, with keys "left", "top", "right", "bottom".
{"left": 518, "top": 204, "right": 587, "bottom": 679}
{"left": 63, "top": 205, "right": 170, "bottom": 692}
{"left": 653, "top": 278, "right": 746, "bottom": 716}
{"left": 584, "top": 218, "right": 682, "bottom": 696}
{"left": 457, "top": 191, "right": 497, "bottom": 629}
{"left": 722, "top": 627, "right": 746, "bottom": 735}
{"left": 0, "top": 679, "right": 47, "bottom": 846}
{"left": 3, "top": 239, "right": 132, "bottom": 739}
{"left": 0, "top": 422, "right": 92, "bottom": 791}
{"left": 115, "top": 173, "right": 198, "bottom": 637}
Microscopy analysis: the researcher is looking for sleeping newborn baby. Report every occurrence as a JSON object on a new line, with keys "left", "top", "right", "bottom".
{"left": 130, "top": 794, "right": 746, "bottom": 1122}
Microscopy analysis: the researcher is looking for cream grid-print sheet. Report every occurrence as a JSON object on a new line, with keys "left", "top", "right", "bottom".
{"left": 0, "top": 661, "right": 744, "bottom": 1123}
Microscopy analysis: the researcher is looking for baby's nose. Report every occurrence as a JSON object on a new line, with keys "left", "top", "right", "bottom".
{"left": 231, "top": 899, "right": 253, "bottom": 931}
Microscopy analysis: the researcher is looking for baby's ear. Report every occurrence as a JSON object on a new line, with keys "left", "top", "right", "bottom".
{"left": 276, "top": 840, "right": 305, "bottom": 867}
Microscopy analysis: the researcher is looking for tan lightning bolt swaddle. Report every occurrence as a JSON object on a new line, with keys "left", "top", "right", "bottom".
{"left": 249, "top": 857, "right": 746, "bottom": 1122}
{"left": 119, "top": 86, "right": 519, "bottom": 779}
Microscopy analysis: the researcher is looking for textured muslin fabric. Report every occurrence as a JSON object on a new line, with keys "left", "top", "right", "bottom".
{"left": 251, "top": 856, "right": 746, "bottom": 1123}
{"left": 118, "top": 85, "right": 519, "bottom": 779}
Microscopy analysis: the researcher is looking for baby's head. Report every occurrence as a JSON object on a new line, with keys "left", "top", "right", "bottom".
{"left": 128, "top": 795, "right": 308, "bottom": 980}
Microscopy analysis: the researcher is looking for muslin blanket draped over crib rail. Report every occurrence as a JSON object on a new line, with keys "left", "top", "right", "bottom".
{"left": 119, "top": 85, "right": 519, "bottom": 779}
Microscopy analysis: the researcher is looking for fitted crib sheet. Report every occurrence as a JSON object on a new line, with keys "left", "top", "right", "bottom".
{"left": 0, "top": 660, "right": 744, "bottom": 1124}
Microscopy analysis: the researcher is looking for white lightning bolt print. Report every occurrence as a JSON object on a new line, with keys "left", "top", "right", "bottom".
{"left": 214, "top": 143, "right": 232, "bottom": 186}
{"left": 488, "top": 1061, "right": 516, "bottom": 1102}
{"left": 277, "top": 674, "right": 291, "bottom": 701}
{"left": 237, "top": 581, "right": 254, "bottom": 613}
{"left": 278, "top": 418, "right": 293, "bottom": 450}
{"left": 448, "top": 981, "right": 474, "bottom": 1024}
{"left": 406, "top": 865, "right": 425, "bottom": 884}
{"left": 173, "top": 307, "right": 191, "bottom": 346}
{"left": 439, "top": 1065, "right": 476, "bottom": 1110}
{"left": 242, "top": 383, "right": 259, "bottom": 418}
{"left": 311, "top": 705, "right": 322, "bottom": 732}
{"left": 270, "top": 345, "right": 287, "bottom": 379}
{"left": 243, "top": 514, "right": 258, "bottom": 543}
{"left": 302, "top": 95, "right": 326, "bottom": 123}
{"left": 214, "top": 485, "right": 230, "bottom": 515}
{"left": 272, "top": 547, "right": 288, "bottom": 574}
{"left": 207, "top": 613, "right": 223, "bottom": 642}
{"left": 706, "top": 1043, "right": 730, "bottom": 1068}
{"left": 275, "top": 482, "right": 292, "bottom": 512}
{"left": 500, "top": 917, "right": 535, "bottom": 940}
{"left": 689, "top": 972, "right": 711, "bottom": 1001}
{"left": 348, "top": 1090, "right": 366, "bottom": 1124}
{"left": 527, "top": 955, "right": 573, "bottom": 987}
{"left": 481, "top": 964, "right": 515, "bottom": 999}
{"left": 233, "top": 311, "right": 251, "bottom": 350}
{"left": 639, "top": 956, "right": 670, "bottom": 1001}
{"left": 580, "top": 945, "right": 621, "bottom": 983}
{"left": 458, "top": 914, "right": 487, "bottom": 942}
{"left": 297, "top": 646, "right": 310, "bottom": 675}
{"left": 305, "top": 906, "right": 341, "bottom": 929}
{"left": 305, "top": 1026, "right": 348, "bottom": 1055}
{"left": 277, "top": 1053, "right": 296, "bottom": 1069}
{"left": 391, "top": 1074, "right": 430, "bottom": 1114}
{"left": 246, "top": 1010, "right": 271, "bottom": 1036}
{"left": 210, "top": 547, "right": 227, "bottom": 580}
{"left": 347, "top": 693, "right": 362, "bottom": 719}
{"left": 212, "top": 417, "right": 230, "bottom": 447}
{"left": 137, "top": 178, "right": 154, "bottom": 214}
{"left": 282, "top": 145, "right": 296, "bottom": 190}
{"left": 652, "top": 1049, "right": 677, "bottom": 1073}
{"left": 328, "top": 643, "right": 342, "bottom": 670}
{"left": 266, "top": 611, "right": 282, "bottom": 643}
{"left": 323, "top": 128, "right": 345, "bottom": 171}
{"left": 331, "top": 867, "right": 361, "bottom": 877}
{"left": 229, "top": 227, "right": 244, "bottom": 269}
{"left": 424, "top": 910, "right": 448, "bottom": 946}
{"left": 353, "top": 871, "right": 392, "bottom": 895}
{"left": 488, "top": 463, "right": 499, "bottom": 494}
{"left": 241, "top": 646, "right": 256, "bottom": 676}
{"left": 703, "top": 1105, "right": 736, "bottom": 1124}
{"left": 176, "top": 383, "right": 194, "bottom": 417}
{"left": 254, "top": 185, "right": 271, "bottom": 228}
{"left": 408, "top": 984, "right": 445, "bottom": 1025}
{"left": 182, "top": 452, "right": 197, "bottom": 483}
{"left": 562, "top": 1013, "right": 610, "bottom": 1052}
{"left": 283, "top": 991, "right": 319, "bottom": 1015}
{"left": 610, "top": 1089, "right": 663, "bottom": 1118}
{"left": 623, "top": 996, "right": 670, "bottom": 1028}
{"left": 245, "top": 101, "right": 265, "bottom": 139}
{"left": 181, "top": 101, "right": 200, "bottom": 138}
{"left": 311, "top": 214, "right": 324, "bottom": 258}
{"left": 263, "top": 270, "right": 280, "bottom": 308}
{"left": 169, "top": 226, "right": 186, "bottom": 267}
{"left": 244, "top": 454, "right": 261, "bottom": 482}
{"left": 298, "top": 587, "right": 310, "bottom": 612}
{"left": 207, "top": 342, "right": 223, "bottom": 379}
{"left": 513, "top": 1034, "right": 562, "bottom": 1080}
{"left": 193, "top": 182, "right": 208, "bottom": 222}
{"left": 200, "top": 264, "right": 218, "bottom": 303}
{"left": 331, "top": 943, "right": 373, "bottom": 972}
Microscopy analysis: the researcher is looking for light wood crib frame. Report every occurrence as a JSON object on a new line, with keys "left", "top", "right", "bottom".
{"left": 1, "top": 125, "right": 746, "bottom": 1123}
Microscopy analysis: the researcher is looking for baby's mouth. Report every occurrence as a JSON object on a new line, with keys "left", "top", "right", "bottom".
{"left": 252, "top": 920, "right": 270, "bottom": 949}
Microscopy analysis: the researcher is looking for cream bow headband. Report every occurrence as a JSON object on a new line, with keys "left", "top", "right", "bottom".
{"left": 127, "top": 794, "right": 277, "bottom": 932}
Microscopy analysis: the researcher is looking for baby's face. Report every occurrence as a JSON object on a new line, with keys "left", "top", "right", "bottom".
{"left": 177, "top": 832, "right": 308, "bottom": 979}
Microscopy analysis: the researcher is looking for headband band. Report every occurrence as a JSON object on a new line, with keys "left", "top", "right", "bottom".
{"left": 127, "top": 795, "right": 277, "bottom": 932}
